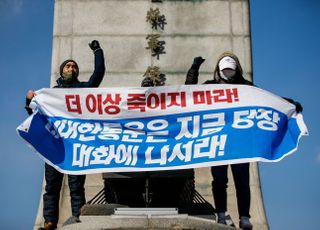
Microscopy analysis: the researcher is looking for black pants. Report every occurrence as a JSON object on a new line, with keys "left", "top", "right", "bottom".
{"left": 211, "top": 163, "right": 251, "bottom": 218}
{"left": 43, "top": 163, "right": 86, "bottom": 222}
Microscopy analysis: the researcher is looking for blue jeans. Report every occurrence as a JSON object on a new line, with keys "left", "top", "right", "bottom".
{"left": 43, "top": 163, "right": 86, "bottom": 222}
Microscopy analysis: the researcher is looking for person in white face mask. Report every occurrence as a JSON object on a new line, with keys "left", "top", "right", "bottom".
{"left": 185, "top": 52, "right": 253, "bottom": 229}
{"left": 185, "top": 51, "right": 252, "bottom": 86}
{"left": 185, "top": 51, "right": 303, "bottom": 229}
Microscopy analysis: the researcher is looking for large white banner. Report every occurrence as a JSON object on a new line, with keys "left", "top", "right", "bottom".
{"left": 17, "top": 84, "right": 308, "bottom": 174}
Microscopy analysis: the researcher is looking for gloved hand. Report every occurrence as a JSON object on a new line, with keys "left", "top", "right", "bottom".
{"left": 154, "top": 74, "right": 166, "bottom": 86}
{"left": 193, "top": 56, "right": 205, "bottom": 68}
{"left": 294, "top": 101, "right": 303, "bottom": 113}
{"left": 141, "top": 77, "right": 154, "bottom": 87}
{"left": 283, "top": 97, "right": 303, "bottom": 113}
{"left": 89, "top": 40, "right": 101, "bottom": 51}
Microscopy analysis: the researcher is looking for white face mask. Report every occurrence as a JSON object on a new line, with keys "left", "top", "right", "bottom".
{"left": 220, "top": 69, "right": 236, "bottom": 82}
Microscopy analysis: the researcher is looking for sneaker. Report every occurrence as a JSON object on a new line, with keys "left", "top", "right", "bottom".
{"left": 239, "top": 216, "right": 253, "bottom": 230}
{"left": 217, "top": 212, "right": 227, "bottom": 225}
{"left": 62, "top": 216, "right": 81, "bottom": 226}
{"left": 225, "top": 215, "right": 236, "bottom": 227}
{"left": 38, "top": 221, "right": 57, "bottom": 230}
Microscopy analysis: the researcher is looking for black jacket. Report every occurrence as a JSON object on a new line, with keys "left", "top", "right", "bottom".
{"left": 25, "top": 48, "right": 105, "bottom": 114}
{"left": 55, "top": 49, "right": 105, "bottom": 88}
{"left": 185, "top": 53, "right": 302, "bottom": 112}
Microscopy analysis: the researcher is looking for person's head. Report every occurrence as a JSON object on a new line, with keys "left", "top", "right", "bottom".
{"left": 213, "top": 52, "right": 243, "bottom": 84}
{"left": 59, "top": 59, "right": 79, "bottom": 83}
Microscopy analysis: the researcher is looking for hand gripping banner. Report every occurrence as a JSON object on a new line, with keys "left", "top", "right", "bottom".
{"left": 17, "top": 84, "right": 308, "bottom": 174}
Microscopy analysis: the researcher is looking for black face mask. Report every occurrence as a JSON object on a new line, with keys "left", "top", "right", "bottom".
{"left": 220, "top": 69, "right": 236, "bottom": 83}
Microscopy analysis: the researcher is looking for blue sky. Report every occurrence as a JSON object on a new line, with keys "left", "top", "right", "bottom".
{"left": 0, "top": 0, "right": 319, "bottom": 229}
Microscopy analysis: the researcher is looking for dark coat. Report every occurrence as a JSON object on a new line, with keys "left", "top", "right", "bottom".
{"left": 185, "top": 51, "right": 253, "bottom": 86}
{"left": 185, "top": 52, "right": 302, "bottom": 112}
{"left": 55, "top": 49, "right": 105, "bottom": 88}
{"left": 25, "top": 48, "right": 105, "bottom": 114}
